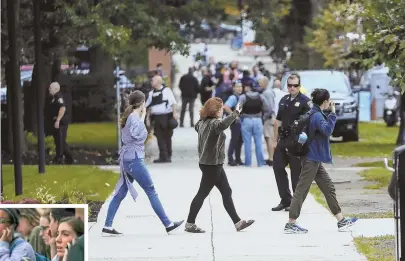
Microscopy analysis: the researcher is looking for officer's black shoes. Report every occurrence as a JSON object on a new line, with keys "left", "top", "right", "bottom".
{"left": 153, "top": 158, "right": 171, "bottom": 163}
{"left": 101, "top": 227, "right": 123, "bottom": 237}
{"left": 228, "top": 161, "right": 238, "bottom": 166}
{"left": 180, "top": 124, "right": 184, "bottom": 128}
{"left": 266, "top": 159, "right": 273, "bottom": 166}
{"left": 236, "top": 160, "right": 244, "bottom": 166}
{"left": 272, "top": 204, "right": 289, "bottom": 211}
{"left": 166, "top": 220, "right": 184, "bottom": 234}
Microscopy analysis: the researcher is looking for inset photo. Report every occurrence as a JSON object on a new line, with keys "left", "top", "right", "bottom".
{"left": 0, "top": 204, "right": 87, "bottom": 261}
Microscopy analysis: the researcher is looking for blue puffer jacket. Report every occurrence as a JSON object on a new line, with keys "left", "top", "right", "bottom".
{"left": 307, "top": 104, "right": 337, "bottom": 164}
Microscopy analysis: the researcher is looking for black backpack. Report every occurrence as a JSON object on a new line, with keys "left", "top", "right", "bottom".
{"left": 280, "top": 110, "right": 317, "bottom": 157}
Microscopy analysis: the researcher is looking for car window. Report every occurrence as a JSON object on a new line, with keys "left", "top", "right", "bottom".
{"left": 283, "top": 72, "right": 351, "bottom": 94}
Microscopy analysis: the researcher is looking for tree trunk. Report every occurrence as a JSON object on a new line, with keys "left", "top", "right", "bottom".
{"left": 5, "top": 62, "right": 14, "bottom": 154}
{"left": 4, "top": 0, "right": 27, "bottom": 155}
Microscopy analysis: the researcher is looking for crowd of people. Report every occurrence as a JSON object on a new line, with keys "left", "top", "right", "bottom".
{"left": 103, "top": 53, "right": 359, "bottom": 235}
{"left": 179, "top": 57, "right": 289, "bottom": 167}
{"left": 0, "top": 208, "right": 84, "bottom": 261}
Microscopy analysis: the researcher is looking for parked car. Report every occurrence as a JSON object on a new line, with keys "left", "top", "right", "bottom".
{"left": 281, "top": 70, "right": 359, "bottom": 142}
{"left": 216, "top": 23, "right": 241, "bottom": 39}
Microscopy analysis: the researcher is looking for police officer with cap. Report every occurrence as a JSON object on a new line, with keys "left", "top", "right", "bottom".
{"left": 272, "top": 73, "right": 311, "bottom": 211}
{"left": 48, "top": 82, "right": 74, "bottom": 164}
{"left": 145, "top": 75, "right": 178, "bottom": 163}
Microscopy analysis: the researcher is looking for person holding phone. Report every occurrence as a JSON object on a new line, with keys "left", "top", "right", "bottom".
{"left": 185, "top": 97, "right": 255, "bottom": 233}
{"left": 103, "top": 90, "right": 184, "bottom": 236}
{"left": 52, "top": 217, "right": 83, "bottom": 261}
{"left": 0, "top": 208, "right": 36, "bottom": 261}
{"left": 284, "top": 89, "right": 358, "bottom": 234}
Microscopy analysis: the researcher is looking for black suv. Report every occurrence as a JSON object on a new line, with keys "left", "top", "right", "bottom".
{"left": 281, "top": 70, "right": 359, "bottom": 142}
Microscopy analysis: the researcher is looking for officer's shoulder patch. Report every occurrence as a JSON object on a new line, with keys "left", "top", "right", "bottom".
{"left": 58, "top": 98, "right": 64, "bottom": 104}
{"left": 307, "top": 100, "right": 313, "bottom": 107}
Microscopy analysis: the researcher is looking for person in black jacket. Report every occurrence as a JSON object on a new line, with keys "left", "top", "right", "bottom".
{"left": 179, "top": 67, "right": 200, "bottom": 127}
{"left": 199, "top": 67, "right": 215, "bottom": 105}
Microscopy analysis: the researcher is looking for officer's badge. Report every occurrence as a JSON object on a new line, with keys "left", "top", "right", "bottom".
{"left": 294, "top": 102, "right": 300, "bottom": 107}
{"left": 58, "top": 98, "right": 64, "bottom": 104}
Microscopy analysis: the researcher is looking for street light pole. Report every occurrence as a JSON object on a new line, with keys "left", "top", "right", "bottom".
{"left": 34, "top": 0, "right": 46, "bottom": 174}
{"left": 115, "top": 59, "right": 121, "bottom": 151}
{"left": 7, "top": 0, "right": 23, "bottom": 195}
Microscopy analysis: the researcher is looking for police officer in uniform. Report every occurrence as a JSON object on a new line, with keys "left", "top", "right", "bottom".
{"left": 48, "top": 82, "right": 74, "bottom": 164}
{"left": 145, "top": 75, "right": 178, "bottom": 163}
{"left": 272, "top": 73, "right": 311, "bottom": 211}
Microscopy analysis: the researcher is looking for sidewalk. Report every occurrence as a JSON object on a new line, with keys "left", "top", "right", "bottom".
{"left": 89, "top": 162, "right": 365, "bottom": 261}
{"left": 89, "top": 124, "right": 366, "bottom": 261}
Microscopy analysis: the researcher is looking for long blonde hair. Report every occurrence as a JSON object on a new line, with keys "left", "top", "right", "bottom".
{"left": 120, "top": 91, "right": 146, "bottom": 128}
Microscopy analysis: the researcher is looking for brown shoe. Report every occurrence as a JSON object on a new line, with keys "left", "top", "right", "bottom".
{"left": 235, "top": 219, "right": 255, "bottom": 232}
{"left": 184, "top": 222, "right": 206, "bottom": 233}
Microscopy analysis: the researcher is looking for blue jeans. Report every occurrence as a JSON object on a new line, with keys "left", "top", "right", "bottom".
{"left": 241, "top": 117, "right": 265, "bottom": 167}
{"left": 104, "top": 157, "right": 172, "bottom": 227}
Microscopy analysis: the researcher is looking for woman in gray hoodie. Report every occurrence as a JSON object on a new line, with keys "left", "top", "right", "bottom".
{"left": 185, "top": 97, "right": 255, "bottom": 233}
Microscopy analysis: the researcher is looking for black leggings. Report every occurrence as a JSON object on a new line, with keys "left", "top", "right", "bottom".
{"left": 187, "top": 164, "right": 241, "bottom": 224}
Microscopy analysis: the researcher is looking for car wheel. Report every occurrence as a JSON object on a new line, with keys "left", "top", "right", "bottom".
{"left": 342, "top": 127, "right": 359, "bottom": 142}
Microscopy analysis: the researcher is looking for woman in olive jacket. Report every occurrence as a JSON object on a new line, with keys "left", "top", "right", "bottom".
{"left": 185, "top": 97, "right": 255, "bottom": 233}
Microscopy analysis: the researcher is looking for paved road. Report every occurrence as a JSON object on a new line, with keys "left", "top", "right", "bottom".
{"left": 88, "top": 44, "right": 366, "bottom": 261}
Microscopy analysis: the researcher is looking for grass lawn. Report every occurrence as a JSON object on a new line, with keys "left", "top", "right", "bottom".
{"left": 354, "top": 235, "right": 395, "bottom": 261}
{"left": 353, "top": 161, "right": 388, "bottom": 167}
{"left": 2, "top": 165, "right": 119, "bottom": 202}
{"left": 359, "top": 167, "right": 392, "bottom": 189}
{"left": 67, "top": 122, "right": 117, "bottom": 148}
{"left": 331, "top": 122, "right": 398, "bottom": 157}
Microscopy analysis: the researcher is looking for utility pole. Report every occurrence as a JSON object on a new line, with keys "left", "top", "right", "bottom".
{"left": 7, "top": 0, "right": 23, "bottom": 195}
{"left": 115, "top": 58, "right": 122, "bottom": 151}
{"left": 34, "top": 0, "right": 46, "bottom": 174}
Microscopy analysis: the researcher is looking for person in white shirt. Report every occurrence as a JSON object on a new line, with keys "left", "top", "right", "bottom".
{"left": 272, "top": 79, "right": 288, "bottom": 116}
{"left": 145, "top": 75, "right": 178, "bottom": 163}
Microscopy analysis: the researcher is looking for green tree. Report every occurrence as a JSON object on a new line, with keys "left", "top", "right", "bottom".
{"left": 305, "top": 2, "right": 365, "bottom": 69}
{"left": 356, "top": 0, "right": 405, "bottom": 89}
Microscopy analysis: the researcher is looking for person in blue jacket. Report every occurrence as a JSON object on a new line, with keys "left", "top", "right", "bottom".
{"left": 284, "top": 88, "right": 358, "bottom": 234}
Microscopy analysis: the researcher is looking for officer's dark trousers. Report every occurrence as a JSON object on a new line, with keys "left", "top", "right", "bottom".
{"left": 273, "top": 146, "right": 302, "bottom": 206}
{"left": 227, "top": 121, "right": 243, "bottom": 162}
{"left": 180, "top": 96, "right": 195, "bottom": 126}
{"left": 53, "top": 125, "right": 73, "bottom": 163}
{"left": 153, "top": 114, "right": 173, "bottom": 160}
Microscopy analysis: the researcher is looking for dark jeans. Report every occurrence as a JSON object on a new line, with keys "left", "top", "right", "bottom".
{"left": 153, "top": 114, "right": 173, "bottom": 159}
{"left": 272, "top": 146, "right": 302, "bottom": 206}
{"left": 289, "top": 158, "right": 341, "bottom": 219}
{"left": 227, "top": 121, "right": 243, "bottom": 162}
{"left": 187, "top": 164, "right": 241, "bottom": 224}
{"left": 180, "top": 96, "right": 195, "bottom": 126}
{"left": 53, "top": 125, "right": 73, "bottom": 163}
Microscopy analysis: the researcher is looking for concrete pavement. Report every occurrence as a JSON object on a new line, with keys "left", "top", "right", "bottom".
{"left": 90, "top": 126, "right": 367, "bottom": 261}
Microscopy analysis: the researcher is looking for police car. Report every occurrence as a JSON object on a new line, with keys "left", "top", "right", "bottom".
{"left": 281, "top": 70, "right": 359, "bottom": 142}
